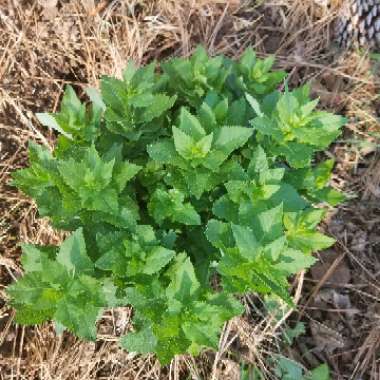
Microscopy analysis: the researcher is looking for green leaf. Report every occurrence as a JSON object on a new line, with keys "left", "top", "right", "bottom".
{"left": 205, "top": 219, "right": 234, "bottom": 249}
{"left": 13, "top": 305, "right": 53, "bottom": 325}
{"left": 172, "top": 126, "right": 194, "bottom": 159}
{"left": 58, "top": 145, "right": 114, "bottom": 192}
{"left": 54, "top": 300, "right": 100, "bottom": 341}
{"left": 263, "top": 236, "right": 286, "bottom": 261}
{"left": 251, "top": 203, "right": 284, "bottom": 244}
{"left": 288, "top": 231, "right": 335, "bottom": 253}
{"left": 251, "top": 116, "right": 281, "bottom": 139}
{"left": 245, "top": 93, "right": 263, "bottom": 117}
{"left": 148, "top": 139, "right": 180, "bottom": 165}
{"left": 240, "top": 48, "right": 256, "bottom": 73}
{"left": 166, "top": 253, "right": 200, "bottom": 302}
{"left": 140, "top": 94, "right": 176, "bottom": 123}
{"left": 143, "top": 247, "right": 176, "bottom": 275}
{"left": 313, "top": 159, "right": 334, "bottom": 188}
{"left": 310, "top": 187, "right": 346, "bottom": 206}
{"left": 20, "top": 244, "right": 56, "bottom": 272}
{"left": 307, "top": 364, "right": 330, "bottom": 380}
{"left": 198, "top": 102, "right": 217, "bottom": 131}
{"left": 272, "top": 143, "right": 314, "bottom": 169}
{"left": 176, "top": 203, "right": 202, "bottom": 225}
{"left": 214, "top": 126, "right": 253, "bottom": 155}
{"left": 195, "top": 133, "right": 213, "bottom": 157}
{"left": 178, "top": 108, "right": 206, "bottom": 139}
{"left": 275, "top": 357, "right": 303, "bottom": 380}
{"left": 212, "top": 195, "right": 239, "bottom": 223}
{"left": 283, "top": 322, "right": 305, "bottom": 345}
{"left": 56, "top": 228, "right": 93, "bottom": 275}
{"left": 36, "top": 113, "right": 72, "bottom": 139}
{"left": 11, "top": 142, "right": 55, "bottom": 199}
{"left": 148, "top": 189, "right": 201, "bottom": 225}
{"left": 284, "top": 209, "right": 326, "bottom": 231}
{"left": 271, "top": 183, "right": 308, "bottom": 212}
{"left": 275, "top": 248, "right": 317, "bottom": 274}
{"left": 231, "top": 224, "right": 261, "bottom": 259}
{"left": 120, "top": 325, "right": 158, "bottom": 354}
{"left": 113, "top": 161, "right": 141, "bottom": 192}
{"left": 248, "top": 145, "right": 268, "bottom": 176}
{"left": 85, "top": 87, "right": 106, "bottom": 111}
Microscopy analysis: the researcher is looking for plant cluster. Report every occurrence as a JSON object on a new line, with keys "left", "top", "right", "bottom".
{"left": 9, "top": 47, "right": 345, "bottom": 363}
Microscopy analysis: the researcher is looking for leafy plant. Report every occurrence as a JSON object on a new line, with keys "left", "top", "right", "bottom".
{"left": 274, "top": 358, "right": 330, "bottom": 380}
{"left": 8, "top": 47, "right": 345, "bottom": 364}
{"left": 241, "top": 357, "right": 330, "bottom": 380}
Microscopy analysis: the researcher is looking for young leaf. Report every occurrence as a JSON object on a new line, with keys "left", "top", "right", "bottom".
{"left": 172, "top": 126, "right": 195, "bottom": 159}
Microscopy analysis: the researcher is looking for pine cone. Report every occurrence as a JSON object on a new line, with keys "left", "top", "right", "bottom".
{"left": 336, "top": 0, "right": 380, "bottom": 48}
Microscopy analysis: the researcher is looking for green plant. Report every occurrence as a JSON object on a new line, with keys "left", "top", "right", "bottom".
{"left": 241, "top": 357, "right": 330, "bottom": 380}
{"left": 274, "top": 358, "right": 330, "bottom": 380}
{"left": 8, "top": 47, "right": 345, "bottom": 364}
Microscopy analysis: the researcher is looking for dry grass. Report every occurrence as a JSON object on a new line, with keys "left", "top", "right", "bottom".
{"left": 0, "top": 0, "right": 379, "bottom": 379}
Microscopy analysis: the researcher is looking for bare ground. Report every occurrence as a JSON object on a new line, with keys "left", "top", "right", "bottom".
{"left": 0, "top": 0, "right": 379, "bottom": 379}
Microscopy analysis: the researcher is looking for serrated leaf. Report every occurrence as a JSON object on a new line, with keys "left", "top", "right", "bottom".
{"left": 214, "top": 126, "right": 253, "bottom": 155}
{"left": 141, "top": 94, "right": 176, "bottom": 123}
{"left": 251, "top": 203, "right": 284, "bottom": 244}
{"left": 250, "top": 115, "right": 280, "bottom": 137}
{"left": 198, "top": 102, "right": 217, "bottom": 132}
{"left": 20, "top": 244, "right": 56, "bottom": 272}
{"left": 205, "top": 219, "right": 234, "bottom": 249}
{"left": 288, "top": 231, "right": 335, "bottom": 253}
{"left": 252, "top": 269, "right": 293, "bottom": 305}
{"left": 195, "top": 133, "right": 213, "bottom": 156}
{"left": 56, "top": 228, "right": 93, "bottom": 275}
{"left": 271, "top": 183, "right": 308, "bottom": 212}
{"left": 245, "top": 93, "right": 263, "bottom": 117}
{"left": 122, "top": 61, "right": 138, "bottom": 83}
{"left": 147, "top": 139, "right": 180, "bottom": 165}
{"left": 182, "top": 320, "right": 219, "bottom": 355}
{"left": 113, "top": 161, "right": 141, "bottom": 192}
{"left": 248, "top": 145, "right": 268, "bottom": 176}
{"left": 226, "top": 98, "right": 248, "bottom": 125}
{"left": 148, "top": 189, "right": 201, "bottom": 225}
{"left": 166, "top": 253, "right": 200, "bottom": 301}
{"left": 143, "top": 247, "right": 175, "bottom": 275}
{"left": 54, "top": 274, "right": 105, "bottom": 340}
{"left": 273, "top": 143, "right": 314, "bottom": 169}
{"left": 54, "top": 301, "right": 100, "bottom": 341}
{"left": 176, "top": 202, "right": 202, "bottom": 225}
{"left": 179, "top": 108, "right": 206, "bottom": 139}
{"left": 231, "top": 223, "right": 261, "bottom": 259}
{"left": 85, "top": 87, "right": 106, "bottom": 111}
{"left": 212, "top": 195, "right": 239, "bottom": 223}
{"left": 310, "top": 187, "right": 346, "bottom": 206}
{"left": 14, "top": 305, "right": 53, "bottom": 325}
{"left": 36, "top": 113, "right": 73, "bottom": 139}
{"left": 263, "top": 235, "right": 286, "bottom": 261}
{"left": 120, "top": 325, "right": 158, "bottom": 354}
{"left": 275, "top": 248, "right": 317, "bottom": 274}
{"left": 172, "top": 126, "right": 194, "bottom": 159}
